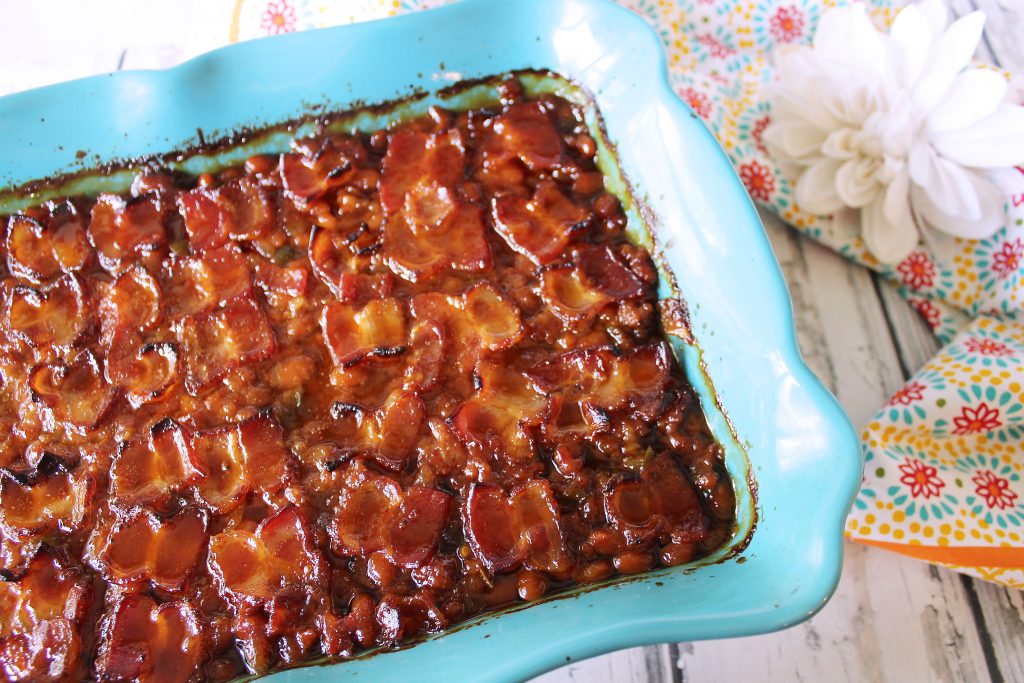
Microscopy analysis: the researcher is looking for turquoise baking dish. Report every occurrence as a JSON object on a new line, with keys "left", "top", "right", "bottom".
{"left": 0, "top": 0, "right": 862, "bottom": 680}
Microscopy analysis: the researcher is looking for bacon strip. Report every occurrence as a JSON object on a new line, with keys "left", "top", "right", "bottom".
{"left": 321, "top": 297, "right": 406, "bottom": 368}
{"left": 603, "top": 454, "right": 708, "bottom": 544}
{"left": 491, "top": 181, "right": 590, "bottom": 265}
{"left": 5, "top": 273, "right": 90, "bottom": 348}
{"left": 0, "top": 457, "right": 93, "bottom": 536}
{"left": 95, "top": 594, "right": 205, "bottom": 683}
{"left": 526, "top": 342, "right": 672, "bottom": 418}
{"left": 330, "top": 474, "right": 451, "bottom": 567}
{"left": 6, "top": 212, "right": 91, "bottom": 283}
{"left": 164, "top": 244, "right": 252, "bottom": 317}
{"left": 0, "top": 551, "right": 92, "bottom": 681}
{"left": 448, "top": 360, "right": 546, "bottom": 465}
{"left": 207, "top": 506, "right": 325, "bottom": 603}
{"left": 409, "top": 283, "right": 523, "bottom": 371}
{"left": 29, "top": 349, "right": 116, "bottom": 432}
{"left": 89, "top": 193, "right": 166, "bottom": 272}
{"left": 462, "top": 479, "right": 572, "bottom": 576}
{"left": 109, "top": 419, "right": 201, "bottom": 507}
{"left": 93, "top": 507, "right": 208, "bottom": 589}
{"left": 178, "top": 296, "right": 277, "bottom": 393}
{"left": 540, "top": 244, "right": 646, "bottom": 323}
{"left": 379, "top": 130, "right": 465, "bottom": 214}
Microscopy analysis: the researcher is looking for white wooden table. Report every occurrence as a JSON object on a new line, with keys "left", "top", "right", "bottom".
{"left": 1, "top": 1, "right": 1021, "bottom": 681}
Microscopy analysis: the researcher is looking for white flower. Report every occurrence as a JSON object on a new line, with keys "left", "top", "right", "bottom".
{"left": 763, "top": 0, "right": 1024, "bottom": 263}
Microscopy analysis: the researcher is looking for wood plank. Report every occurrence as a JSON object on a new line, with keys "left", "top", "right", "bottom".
{"left": 673, "top": 217, "right": 993, "bottom": 683}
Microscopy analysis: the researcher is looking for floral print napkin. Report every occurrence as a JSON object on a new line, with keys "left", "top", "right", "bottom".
{"left": 221, "top": 0, "right": 1024, "bottom": 587}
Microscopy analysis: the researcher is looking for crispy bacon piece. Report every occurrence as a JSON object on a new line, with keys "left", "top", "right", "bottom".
{"left": 280, "top": 144, "right": 355, "bottom": 202}
{"left": 0, "top": 551, "right": 92, "bottom": 682}
{"left": 6, "top": 213, "right": 91, "bottom": 283}
{"left": 409, "top": 283, "right": 523, "bottom": 371}
{"left": 93, "top": 507, "right": 207, "bottom": 589}
{"left": 29, "top": 349, "right": 116, "bottom": 431}
{"left": 321, "top": 297, "right": 406, "bottom": 368}
{"left": 491, "top": 181, "right": 590, "bottom": 265}
{"left": 218, "top": 177, "right": 275, "bottom": 241}
{"left": 375, "top": 592, "right": 447, "bottom": 645}
{"left": 5, "top": 273, "right": 89, "bottom": 348}
{"left": 95, "top": 594, "right": 205, "bottom": 683}
{"left": 207, "top": 506, "right": 325, "bottom": 603}
{"left": 308, "top": 227, "right": 394, "bottom": 301}
{"left": 365, "top": 390, "right": 425, "bottom": 470}
{"left": 526, "top": 343, "right": 672, "bottom": 418}
{"left": 88, "top": 193, "right": 166, "bottom": 272}
{"left": 105, "top": 341, "right": 179, "bottom": 409}
{"left": 603, "top": 454, "right": 708, "bottom": 544}
{"left": 177, "top": 180, "right": 274, "bottom": 252}
{"left": 191, "top": 425, "right": 248, "bottom": 514}
{"left": 577, "top": 244, "right": 647, "bottom": 299}
{"left": 99, "top": 265, "right": 161, "bottom": 344}
{"left": 539, "top": 264, "right": 610, "bottom": 323}
{"left": 383, "top": 199, "right": 492, "bottom": 282}
{"left": 0, "top": 456, "right": 93, "bottom": 536}
{"left": 330, "top": 474, "right": 451, "bottom": 567}
{"left": 178, "top": 296, "right": 277, "bottom": 393}
{"left": 402, "top": 321, "right": 445, "bottom": 392}
{"left": 164, "top": 244, "right": 252, "bottom": 317}
{"left": 237, "top": 410, "right": 291, "bottom": 495}
{"left": 329, "top": 390, "right": 425, "bottom": 471}
{"left": 463, "top": 480, "right": 571, "bottom": 576}
{"left": 379, "top": 130, "right": 464, "bottom": 214}
{"left": 254, "top": 260, "right": 309, "bottom": 298}
{"left": 448, "top": 360, "right": 546, "bottom": 464}
{"left": 109, "top": 419, "right": 201, "bottom": 507}
{"left": 491, "top": 101, "right": 564, "bottom": 171}
{"left": 190, "top": 411, "right": 291, "bottom": 511}
{"left": 541, "top": 394, "right": 610, "bottom": 444}
{"left": 540, "top": 244, "right": 646, "bottom": 322}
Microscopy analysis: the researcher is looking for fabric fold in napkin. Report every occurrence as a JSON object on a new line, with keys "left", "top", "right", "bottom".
{"left": 210, "top": 0, "right": 1023, "bottom": 588}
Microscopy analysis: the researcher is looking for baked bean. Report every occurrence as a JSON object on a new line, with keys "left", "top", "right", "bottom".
{"left": 660, "top": 542, "right": 697, "bottom": 567}
{"left": 613, "top": 550, "right": 654, "bottom": 574}
{"left": 574, "top": 559, "right": 615, "bottom": 584}
{"left": 573, "top": 170, "right": 604, "bottom": 196}
{"left": 516, "top": 569, "right": 549, "bottom": 601}
{"left": 572, "top": 133, "right": 597, "bottom": 158}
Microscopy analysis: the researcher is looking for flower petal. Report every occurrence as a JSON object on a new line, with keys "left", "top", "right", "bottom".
{"left": 908, "top": 144, "right": 981, "bottom": 218}
{"left": 814, "top": 6, "right": 889, "bottom": 84}
{"left": 911, "top": 10, "right": 986, "bottom": 112}
{"left": 763, "top": 120, "right": 828, "bottom": 161}
{"left": 862, "top": 195, "right": 919, "bottom": 264}
{"left": 889, "top": 4, "right": 934, "bottom": 88}
{"left": 930, "top": 103, "right": 1024, "bottom": 167}
{"left": 927, "top": 69, "right": 1008, "bottom": 133}
{"left": 835, "top": 158, "right": 882, "bottom": 208}
{"left": 911, "top": 171, "right": 1003, "bottom": 239}
{"left": 795, "top": 157, "right": 845, "bottom": 214}
{"left": 916, "top": 0, "right": 950, "bottom": 36}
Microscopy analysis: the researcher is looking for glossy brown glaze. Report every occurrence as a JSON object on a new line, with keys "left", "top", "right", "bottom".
{"left": 0, "top": 79, "right": 735, "bottom": 682}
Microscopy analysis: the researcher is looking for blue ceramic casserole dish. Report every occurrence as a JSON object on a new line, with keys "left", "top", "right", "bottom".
{"left": 0, "top": 0, "right": 862, "bottom": 680}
